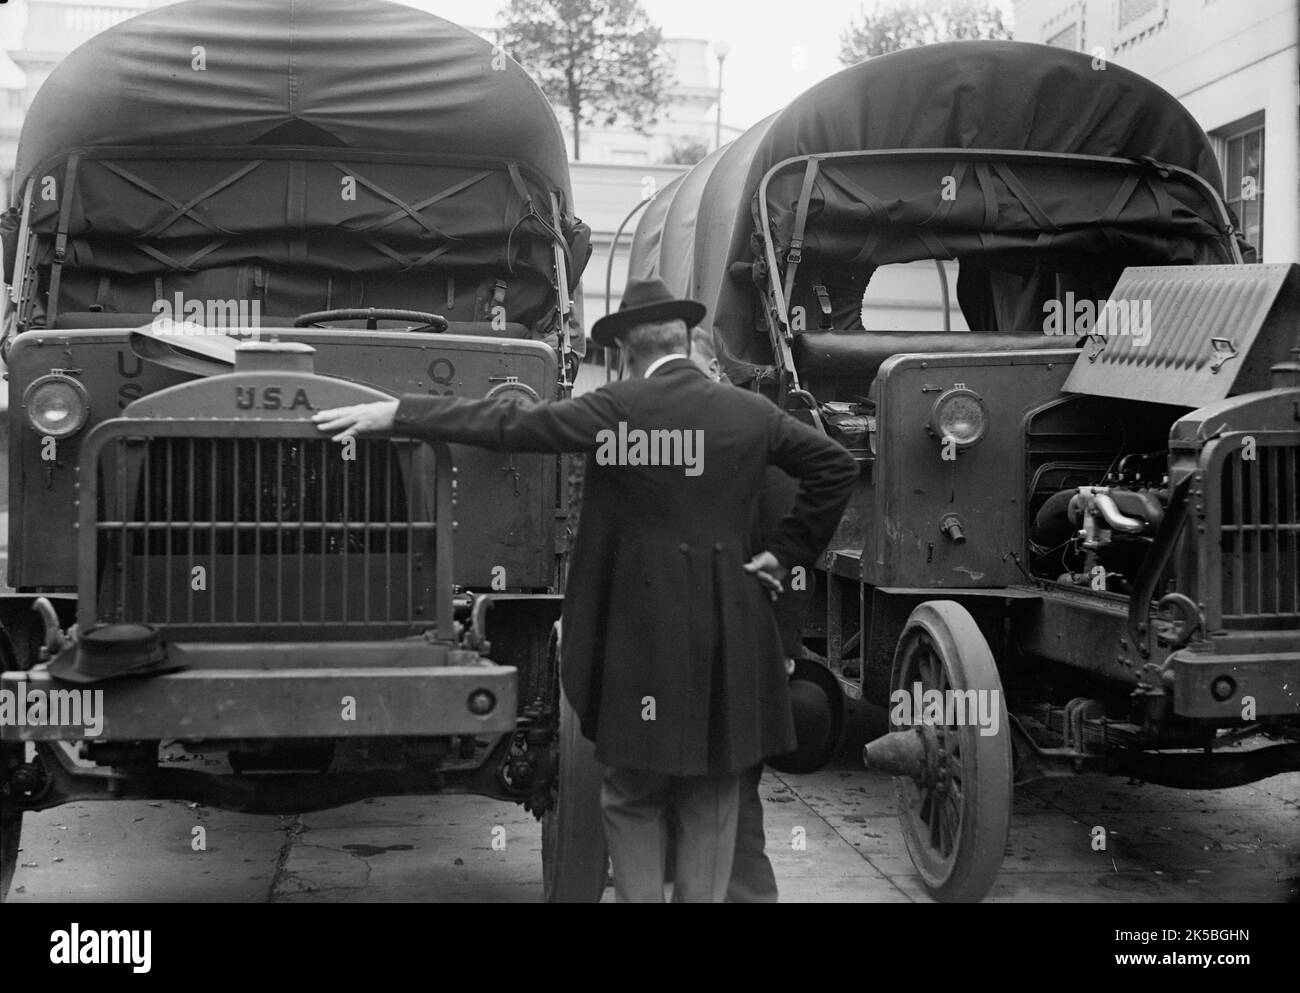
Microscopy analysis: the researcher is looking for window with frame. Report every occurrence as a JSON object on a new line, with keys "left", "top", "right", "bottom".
{"left": 1118, "top": 0, "right": 1159, "bottom": 26}
{"left": 1218, "top": 115, "right": 1265, "bottom": 258}
{"left": 1114, "top": 0, "right": 1167, "bottom": 48}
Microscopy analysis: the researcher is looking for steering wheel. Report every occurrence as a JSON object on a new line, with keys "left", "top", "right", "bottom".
{"left": 293, "top": 308, "right": 449, "bottom": 332}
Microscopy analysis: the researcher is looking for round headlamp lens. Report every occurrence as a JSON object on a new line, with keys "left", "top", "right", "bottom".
{"left": 25, "top": 375, "right": 90, "bottom": 439}
{"left": 931, "top": 389, "right": 987, "bottom": 448}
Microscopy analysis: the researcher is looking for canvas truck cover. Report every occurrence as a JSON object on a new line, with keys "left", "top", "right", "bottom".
{"left": 630, "top": 41, "right": 1239, "bottom": 372}
{"left": 8, "top": 0, "right": 589, "bottom": 340}
{"left": 627, "top": 176, "right": 682, "bottom": 284}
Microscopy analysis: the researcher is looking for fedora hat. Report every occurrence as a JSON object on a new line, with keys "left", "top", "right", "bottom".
{"left": 590, "top": 277, "right": 707, "bottom": 348}
{"left": 767, "top": 658, "right": 846, "bottom": 775}
{"left": 46, "top": 623, "right": 183, "bottom": 684}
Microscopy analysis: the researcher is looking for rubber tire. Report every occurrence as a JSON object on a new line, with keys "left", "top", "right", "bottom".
{"left": 890, "top": 600, "right": 1011, "bottom": 903}
{"left": 0, "top": 808, "right": 19, "bottom": 902}
{"left": 541, "top": 664, "right": 607, "bottom": 902}
{"left": 0, "top": 624, "right": 23, "bottom": 902}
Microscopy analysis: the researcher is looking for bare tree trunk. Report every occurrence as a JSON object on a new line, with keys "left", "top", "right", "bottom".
{"left": 570, "top": 102, "right": 582, "bottom": 161}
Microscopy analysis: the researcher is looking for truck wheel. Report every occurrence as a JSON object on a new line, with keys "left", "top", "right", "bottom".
{"left": 0, "top": 808, "right": 19, "bottom": 902}
{"left": 541, "top": 628, "right": 607, "bottom": 902}
{"left": 0, "top": 625, "right": 22, "bottom": 902}
{"left": 889, "top": 600, "right": 1011, "bottom": 903}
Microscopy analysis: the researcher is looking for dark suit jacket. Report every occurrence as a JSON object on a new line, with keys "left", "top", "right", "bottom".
{"left": 753, "top": 467, "right": 816, "bottom": 658}
{"left": 393, "top": 356, "right": 857, "bottom": 775}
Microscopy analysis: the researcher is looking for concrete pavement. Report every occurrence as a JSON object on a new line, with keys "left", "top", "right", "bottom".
{"left": 9, "top": 706, "right": 1296, "bottom": 903}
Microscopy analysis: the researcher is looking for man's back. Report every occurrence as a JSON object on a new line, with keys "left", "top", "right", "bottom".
{"left": 581, "top": 362, "right": 785, "bottom": 544}
{"left": 560, "top": 361, "right": 855, "bottom": 775}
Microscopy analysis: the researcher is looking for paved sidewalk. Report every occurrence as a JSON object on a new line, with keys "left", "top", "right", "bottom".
{"left": 11, "top": 747, "right": 1295, "bottom": 902}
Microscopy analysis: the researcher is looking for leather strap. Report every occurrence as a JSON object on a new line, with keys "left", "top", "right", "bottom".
{"left": 781, "top": 159, "right": 821, "bottom": 318}
{"left": 46, "top": 153, "right": 81, "bottom": 326}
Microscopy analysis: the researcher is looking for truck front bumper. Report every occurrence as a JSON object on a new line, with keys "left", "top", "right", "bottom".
{"left": 1166, "top": 633, "right": 1300, "bottom": 720}
{"left": 0, "top": 641, "right": 517, "bottom": 742}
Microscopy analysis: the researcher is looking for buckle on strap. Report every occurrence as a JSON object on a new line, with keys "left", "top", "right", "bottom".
{"left": 813, "top": 283, "right": 832, "bottom": 315}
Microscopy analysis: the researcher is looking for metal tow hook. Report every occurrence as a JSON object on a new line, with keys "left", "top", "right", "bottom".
{"left": 466, "top": 594, "right": 493, "bottom": 655}
{"left": 32, "top": 596, "right": 73, "bottom": 660}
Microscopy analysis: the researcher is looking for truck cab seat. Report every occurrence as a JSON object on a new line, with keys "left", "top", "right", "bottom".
{"left": 793, "top": 330, "right": 1070, "bottom": 382}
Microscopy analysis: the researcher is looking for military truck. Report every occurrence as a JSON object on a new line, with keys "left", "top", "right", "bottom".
{"left": 630, "top": 41, "right": 1299, "bottom": 902}
{"left": 0, "top": 0, "right": 607, "bottom": 902}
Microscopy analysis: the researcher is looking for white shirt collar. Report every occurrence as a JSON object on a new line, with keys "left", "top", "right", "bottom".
{"left": 643, "top": 354, "right": 692, "bottom": 379}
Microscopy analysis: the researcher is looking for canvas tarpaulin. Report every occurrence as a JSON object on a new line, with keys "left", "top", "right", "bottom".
{"left": 8, "top": 0, "right": 589, "bottom": 342}
{"left": 627, "top": 176, "right": 682, "bottom": 284}
{"left": 629, "top": 41, "right": 1237, "bottom": 374}
{"left": 14, "top": 0, "right": 572, "bottom": 193}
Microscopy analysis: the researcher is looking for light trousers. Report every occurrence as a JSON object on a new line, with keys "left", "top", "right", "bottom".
{"left": 601, "top": 765, "right": 740, "bottom": 903}
{"left": 725, "top": 763, "right": 779, "bottom": 902}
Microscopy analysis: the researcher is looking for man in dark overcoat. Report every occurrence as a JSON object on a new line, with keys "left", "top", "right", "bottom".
{"left": 686, "top": 330, "right": 820, "bottom": 903}
{"left": 314, "top": 278, "right": 857, "bottom": 901}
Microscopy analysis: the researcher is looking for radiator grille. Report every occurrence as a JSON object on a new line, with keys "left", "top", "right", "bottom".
{"left": 1216, "top": 442, "right": 1300, "bottom": 623}
{"left": 91, "top": 434, "right": 439, "bottom": 633}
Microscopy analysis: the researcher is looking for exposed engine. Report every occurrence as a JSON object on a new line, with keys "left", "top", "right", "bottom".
{"left": 1030, "top": 451, "right": 1170, "bottom": 592}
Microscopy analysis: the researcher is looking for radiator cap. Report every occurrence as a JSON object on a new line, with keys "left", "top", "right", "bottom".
{"left": 235, "top": 340, "right": 316, "bottom": 374}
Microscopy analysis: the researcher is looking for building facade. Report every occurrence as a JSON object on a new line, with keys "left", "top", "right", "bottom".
{"left": 1013, "top": 0, "right": 1300, "bottom": 264}
{"left": 2, "top": 0, "right": 168, "bottom": 206}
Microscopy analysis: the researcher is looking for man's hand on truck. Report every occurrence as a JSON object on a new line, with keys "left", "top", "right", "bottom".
{"left": 313, "top": 400, "right": 399, "bottom": 441}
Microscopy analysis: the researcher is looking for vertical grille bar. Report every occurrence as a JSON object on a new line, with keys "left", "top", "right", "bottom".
{"left": 298, "top": 438, "right": 307, "bottom": 626}
{"left": 210, "top": 438, "right": 219, "bottom": 624}
{"left": 187, "top": 438, "right": 196, "bottom": 625}
{"left": 341, "top": 440, "right": 349, "bottom": 624}
{"left": 1231, "top": 452, "right": 1244, "bottom": 616}
{"left": 363, "top": 442, "right": 372, "bottom": 624}
{"left": 117, "top": 437, "right": 128, "bottom": 623}
{"left": 232, "top": 437, "right": 240, "bottom": 622}
{"left": 319, "top": 438, "right": 328, "bottom": 625}
{"left": 407, "top": 445, "right": 415, "bottom": 625}
{"left": 386, "top": 443, "right": 393, "bottom": 625}
{"left": 1250, "top": 448, "right": 1262, "bottom": 616}
{"left": 253, "top": 437, "right": 262, "bottom": 625}
{"left": 1286, "top": 446, "right": 1298, "bottom": 615}
{"left": 1265, "top": 446, "right": 1277, "bottom": 615}
{"left": 164, "top": 437, "right": 174, "bottom": 624}
{"left": 276, "top": 439, "right": 284, "bottom": 625}
{"left": 141, "top": 437, "right": 151, "bottom": 624}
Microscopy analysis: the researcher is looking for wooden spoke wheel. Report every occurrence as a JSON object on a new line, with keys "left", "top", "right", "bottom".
{"left": 889, "top": 600, "right": 1011, "bottom": 903}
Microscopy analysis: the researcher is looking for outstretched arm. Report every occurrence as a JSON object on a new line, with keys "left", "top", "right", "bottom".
{"left": 314, "top": 389, "right": 628, "bottom": 455}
